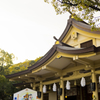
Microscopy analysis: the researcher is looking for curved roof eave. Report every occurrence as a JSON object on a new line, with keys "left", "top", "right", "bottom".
{"left": 6, "top": 17, "right": 100, "bottom": 79}
{"left": 28, "top": 45, "right": 57, "bottom": 71}
{"left": 56, "top": 45, "right": 98, "bottom": 54}
{"left": 59, "top": 18, "right": 100, "bottom": 42}
{"left": 72, "top": 19, "right": 100, "bottom": 34}
{"left": 59, "top": 17, "right": 73, "bottom": 41}
{"left": 6, "top": 44, "right": 100, "bottom": 78}
{"left": 6, "top": 69, "right": 31, "bottom": 78}
{"left": 6, "top": 45, "right": 57, "bottom": 78}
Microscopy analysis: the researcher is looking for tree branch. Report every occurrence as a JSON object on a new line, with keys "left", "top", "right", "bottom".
{"left": 0, "top": 66, "right": 3, "bottom": 73}
{"left": 88, "top": 5, "right": 100, "bottom": 11}
{"left": 57, "top": 0, "right": 78, "bottom": 6}
{"left": 57, "top": 0, "right": 100, "bottom": 11}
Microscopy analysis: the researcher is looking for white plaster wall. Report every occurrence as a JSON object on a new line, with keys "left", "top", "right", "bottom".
{"left": 77, "top": 34, "right": 88, "bottom": 42}
{"left": 49, "top": 92, "right": 57, "bottom": 100}
{"left": 67, "top": 37, "right": 74, "bottom": 45}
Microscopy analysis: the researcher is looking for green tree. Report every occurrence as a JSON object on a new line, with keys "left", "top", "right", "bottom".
{"left": 8, "top": 57, "right": 42, "bottom": 74}
{"left": 0, "top": 75, "right": 19, "bottom": 100}
{"left": 0, "top": 75, "right": 7, "bottom": 99}
{"left": 0, "top": 49, "right": 42, "bottom": 99}
{"left": 0, "top": 49, "right": 18, "bottom": 100}
{"left": 45, "top": 0, "right": 100, "bottom": 29}
{"left": 9, "top": 60, "right": 36, "bottom": 74}
{"left": 0, "top": 49, "right": 14, "bottom": 75}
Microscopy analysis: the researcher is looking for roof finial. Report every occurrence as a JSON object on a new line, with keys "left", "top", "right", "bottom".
{"left": 53, "top": 36, "right": 59, "bottom": 41}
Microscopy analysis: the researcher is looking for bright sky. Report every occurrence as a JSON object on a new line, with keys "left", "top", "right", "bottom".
{"left": 0, "top": 0, "right": 70, "bottom": 64}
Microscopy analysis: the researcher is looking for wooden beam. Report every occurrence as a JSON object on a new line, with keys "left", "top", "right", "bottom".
{"left": 38, "top": 72, "right": 91, "bottom": 85}
{"left": 46, "top": 66, "right": 62, "bottom": 73}
{"left": 63, "top": 72, "right": 91, "bottom": 81}
{"left": 95, "top": 70, "right": 100, "bottom": 75}
{"left": 43, "top": 79, "right": 60, "bottom": 85}
{"left": 62, "top": 65, "right": 85, "bottom": 75}
{"left": 73, "top": 57, "right": 93, "bottom": 65}
{"left": 9, "top": 62, "right": 100, "bottom": 83}
{"left": 32, "top": 67, "right": 42, "bottom": 73}
{"left": 35, "top": 83, "right": 40, "bottom": 87}
{"left": 26, "top": 79, "right": 35, "bottom": 83}
{"left": 58, "top": 52, "right": 96, "bottom": 58}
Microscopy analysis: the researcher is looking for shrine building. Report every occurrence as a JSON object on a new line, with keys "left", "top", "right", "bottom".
{"left": 6, "top": 16, "right": 100, "bottom": 100}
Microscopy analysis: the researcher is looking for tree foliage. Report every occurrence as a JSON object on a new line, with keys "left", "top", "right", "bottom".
{"left": 0, "top": 49, "right": 14, "bottom": 75}
{"left": 9, "top": 60, "right": 35, "bottom": 74}
{"left": 0, "top": 75, "right": 20, "bottom": 100}
{"left": 0, "top": 48, "right": 42, "bottom": 99}
{"left": 8, "top": 56, "right": 42, "bottom": 74}
{"left": 0, "top": 49, "right": 17, "bottom": 100}
{"left": 44, "top": 0, "right": 100, "bottom": 29}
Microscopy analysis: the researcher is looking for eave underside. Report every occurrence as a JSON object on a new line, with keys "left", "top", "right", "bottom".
{"left": 6, "top": 44, "right": 100, "bottom": 87}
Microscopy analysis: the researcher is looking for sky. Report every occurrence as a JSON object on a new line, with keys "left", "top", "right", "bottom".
{"left": 0, "top": 0, "right": 70, "bottom": 64}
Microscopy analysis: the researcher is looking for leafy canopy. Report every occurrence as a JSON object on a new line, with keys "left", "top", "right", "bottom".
{"left": 9, "top": 60, "right": 35, "bottom": 74}
{"left": 44, "top": 0, "right": 100, "bottom": 29}
{"left": 0, "top": 48, "right": 15, "bottom": 75}
{"left": 8, "top": 56, "right": 42, "bottom": 74}
{"left": 0, "top": 48, "right": 42, "bottom": 99}
{"left": 0, "top": 48, "right": 18, "bottom": 100}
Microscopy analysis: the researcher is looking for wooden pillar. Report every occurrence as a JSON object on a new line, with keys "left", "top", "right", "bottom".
{"left": 40, "top": 81, "right": 43, "bottom": 100}
{"left": 60, "top": 76, "right": 64, "bottom": 100}
{"left": 91, "top": 69, "right": 98, "bottom": 100}
{"left": 32, "top": 82, "right": 35, "bottom": 90}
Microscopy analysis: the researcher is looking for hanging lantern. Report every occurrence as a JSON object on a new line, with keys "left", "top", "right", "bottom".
{"left": 66, "top": 80, "right": 70, "bottom": 90}
{"left": 43, "top": 85, "right": 46, "bottom": 93}
{"left": 53, "top": 83, "right": 57, "bottom": 91}
{"left": 99, "top": 76, "right": 100, "bottom": 84}
{"left": 81, "top": 77, "right": 86, "bottom": 87}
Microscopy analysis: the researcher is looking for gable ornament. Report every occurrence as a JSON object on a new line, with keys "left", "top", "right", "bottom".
{"left": 71, "top": 32, "right": 78, "bottom": 40}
